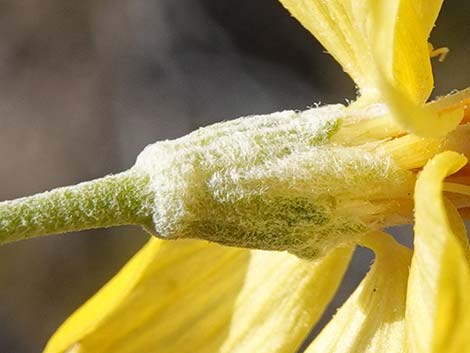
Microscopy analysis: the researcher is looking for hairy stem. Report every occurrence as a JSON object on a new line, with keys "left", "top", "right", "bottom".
{"left": 0, "top": 170, "right": 154, "bottom": 244}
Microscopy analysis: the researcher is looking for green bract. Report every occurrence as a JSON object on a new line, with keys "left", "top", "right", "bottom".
{"left": 134, "top": 105, "right": 414, "bottom": 258}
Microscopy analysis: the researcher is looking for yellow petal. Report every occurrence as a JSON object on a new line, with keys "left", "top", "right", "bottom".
{"left": 305, "top": 232, "right": 411, "bottom": 353}
{"left": 277, "top": 0, "right": 377, "bottom": 94}
{"left": 408, "top": 151, "right": 470, "bottom": 353}
{"left": 278, "top": 0, "right": 440, "bottom": 99}
{"left": 375, "top": 75, "right": 464, "bottom": 138}
{"left": 278, "top": 0, "right": 462, "bottom": 137}
{"left": 44, "top": 238, "right": 353, "bottom": 353}
{"left": 376, "top": 1, "right": 442, "bottom": 103}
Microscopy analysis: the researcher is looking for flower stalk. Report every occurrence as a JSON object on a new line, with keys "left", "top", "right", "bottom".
{"left": 0, "top": 171, "right": 154, "bottom": 244}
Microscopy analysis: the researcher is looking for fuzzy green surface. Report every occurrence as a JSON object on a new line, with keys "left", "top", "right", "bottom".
{"left": 134, "top": 105, "right": 415, "bottom": 258}
{"left": 0, "top": 172, "right": 153, "bottom": 243}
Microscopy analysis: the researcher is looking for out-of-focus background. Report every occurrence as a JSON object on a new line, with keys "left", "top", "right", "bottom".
{"left": 0, "top": 1, "right": 468, "bottom": 352}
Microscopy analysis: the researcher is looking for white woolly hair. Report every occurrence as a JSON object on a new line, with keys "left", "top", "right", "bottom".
{"left": 134, "top": 105, "right": 414, "bottom": 259}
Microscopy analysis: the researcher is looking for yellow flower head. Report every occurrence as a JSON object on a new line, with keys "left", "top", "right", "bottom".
{"left": 16, "top": 0, "right": 470, "bottom": 352}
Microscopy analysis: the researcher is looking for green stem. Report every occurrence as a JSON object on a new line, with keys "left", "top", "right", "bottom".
{"left": 0, "top": 170, "right": 154, "bottom": 244}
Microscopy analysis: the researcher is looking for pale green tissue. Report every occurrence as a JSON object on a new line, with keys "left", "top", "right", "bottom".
{"left": 134, "top": 105, "right": 414, "bottom": 258}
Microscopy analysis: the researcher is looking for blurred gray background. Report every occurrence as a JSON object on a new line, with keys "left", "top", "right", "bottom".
{"left": 0, "top": 1, "right": 468, "bottom": 352}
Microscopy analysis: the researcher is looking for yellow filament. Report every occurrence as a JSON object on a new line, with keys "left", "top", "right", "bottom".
{"left": 429, "top": 43, "right": 450, "bottom": 62}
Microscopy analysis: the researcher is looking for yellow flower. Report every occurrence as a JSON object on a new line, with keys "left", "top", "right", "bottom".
{"left": 42, "top": 1, "right": 470, "bottom": 352}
